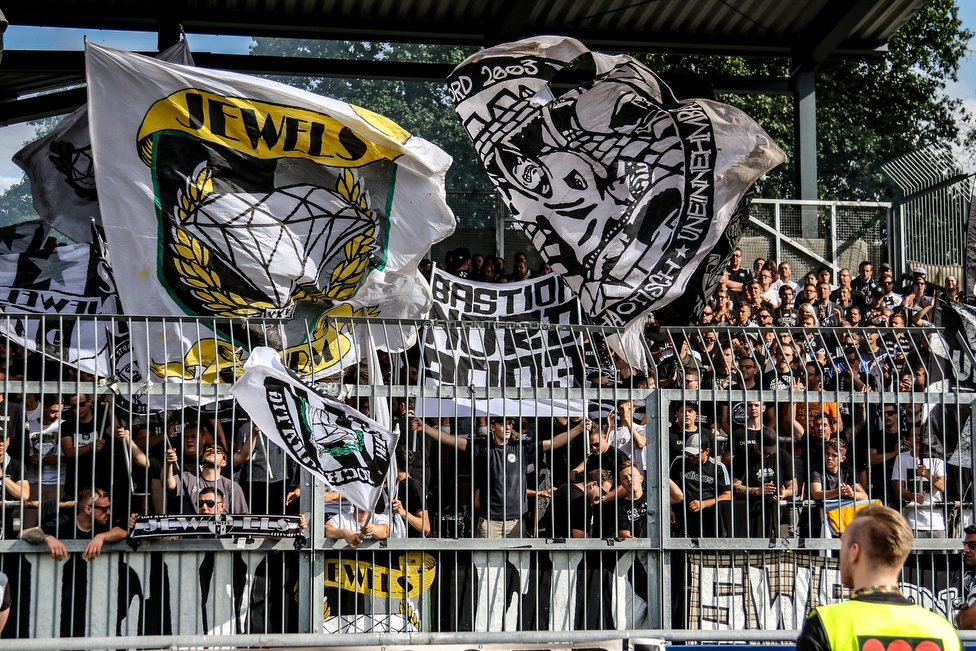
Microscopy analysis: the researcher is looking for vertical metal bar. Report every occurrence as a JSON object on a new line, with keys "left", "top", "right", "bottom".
{"left": 829, "top": 203, "right": 838, "bottom": 272}
{"left": 774, "top": 200, "right": 782, "bottom": 264}
{"left": 646, "top": 380, "right": 665, "bottom": 628}
{"left": 495, "top": 192, "right": 506, "bottom": 261}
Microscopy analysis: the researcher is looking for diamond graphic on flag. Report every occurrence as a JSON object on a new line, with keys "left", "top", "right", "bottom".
{"left": 182, "top": 176, "right": 375, "bottom": 308}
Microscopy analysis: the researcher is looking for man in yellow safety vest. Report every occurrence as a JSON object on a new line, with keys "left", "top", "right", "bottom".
{"left": 796, "top": 505, "right": 960, "bottom": 651}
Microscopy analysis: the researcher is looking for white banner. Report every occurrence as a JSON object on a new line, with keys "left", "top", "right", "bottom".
{"left": 13, "top": 41, "right": 195, "bottom": 244}
{"left": 0, "top": 241, "right": 120, "bottom": 376}
{"left": 423, "top": 266, "right": 583, "bottom": 387}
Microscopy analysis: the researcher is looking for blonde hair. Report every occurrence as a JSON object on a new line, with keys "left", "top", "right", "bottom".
{"left": 848, "top": 505, "right": 913, "bottom": 569}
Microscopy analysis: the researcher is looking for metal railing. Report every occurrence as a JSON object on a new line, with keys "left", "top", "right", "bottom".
{"left": 0, "top": 315, "right": 971, "bottom": 642}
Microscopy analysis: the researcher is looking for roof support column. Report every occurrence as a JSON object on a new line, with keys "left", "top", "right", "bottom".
{"left": 793, "top": 69, "right": 818, "bottom": 236}
{"left": 157, "top": 17, "right": 181, "bottom": 52}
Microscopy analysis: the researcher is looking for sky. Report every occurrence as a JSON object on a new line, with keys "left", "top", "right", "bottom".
{"left": 949, "top": 1, "right": 976, "bottom": 171}
{"left": 0, "top": 26, "right": 252, "bottom": 193}
{"left": 1, "top": 10, "right": 975, "bottom": 194}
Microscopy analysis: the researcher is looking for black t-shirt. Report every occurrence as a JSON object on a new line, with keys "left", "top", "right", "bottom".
{"left": 740, "top": 449, "right": 796, "bottom": 536}
{"left": 1, "top": 455, "right": 24, "bottom": 539}
{"left": 740, "top": 450, "right": 795, "bottom": 505}
{"left": 550, "top": 482, "right": 588, "bottom": 538}
{"left": 810, "top": 463, "right": 856, "bottom": 494}
{"left": 616, "top": 492, "right": 647, "bottom": 538}
{"left": 473, "top": 437, "right": 539, "bottom": 521}
{"left": 726, "top": 424, "right": 766, "bottom": 479}
{"left": 764, "top": 363, "right": 800, "bottom": 389}
{"left": 62, "top": 416, "right": 98, "bottom": 489}
{"left": 0, "top": 402, "right": 25, "bottom": 459}
{"left": 727, "top": 268, "right": 753, "bottom": 288}
{"left": 774, "top": 307, "right": 797, "bottom": 327}
{"left": 1, "top": 454, "right": 24, "bottom": 497}
{"left": 667, "top": 425, "right": 701, "bottom": 461}
{"left": 669, "top": 456, "right": 730, "bottom": 503}
{"left": 397, "top": 476, "right": 426, "bottom": 538}
{"left": 867, "top": 425, "right": 903, "bottom": 499}
{"left": 797, "top": 435, "right": 828, "bottom": 490}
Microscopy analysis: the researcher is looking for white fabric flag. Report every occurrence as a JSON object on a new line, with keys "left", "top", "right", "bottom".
{"left": 85, "top": 42, "right": 454, "bottom": 397}
{"left": 449, "top": 36, "right": 785, "bottom": 331}
{"left": 232, "top": 347, "right": 397, "bottom": 512}
{"left": 14, "top": 41, "right": 195, "bottom": 244}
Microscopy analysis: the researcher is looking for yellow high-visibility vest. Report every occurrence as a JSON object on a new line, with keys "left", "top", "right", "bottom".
{"left": 812, "top": 599, "right": 961, "bottom": 651}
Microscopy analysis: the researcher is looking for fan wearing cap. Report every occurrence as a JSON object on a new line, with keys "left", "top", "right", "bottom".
{"left": 668, "top": 432, "right": 730, "bottom": 538}
{"left": 732, "top": 430, "right": 797, "bottom": 538}
{"left": 903, "top": 272, "right": 932, "bottom": 311}
{"left": 415, "top": 414, "right": 586, "bottom": 538}
{"left": 164, "top": 436, "right": 249, "bottom": 514}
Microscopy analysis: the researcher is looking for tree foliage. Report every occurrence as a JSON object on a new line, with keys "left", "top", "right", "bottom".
{"left": 249, "top": 39, "right": 491, "bottom": 192}
{"left": 0, "top": 116, "right": 62, "bottom": 226}
{"left": 642, "top": 0, "right": 973, "bottom": 200}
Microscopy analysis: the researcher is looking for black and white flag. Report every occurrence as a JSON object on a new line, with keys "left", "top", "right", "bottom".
{"left": 13, "top": 40, "right": 195, "bottom": 244}
{"left": 448, "top": 36, "right": 785, "bottom": 328}
{"left": 232, "top": 347, "right": 397, "bottom": 512}
{"left": 0, "top": 221, "right": 47, "bottom": 255}
{"left": 423, "top": 266, "right": 583, "bottom": 388}
{"left": 0, "top": 241, "right": 121, "bottom": 376}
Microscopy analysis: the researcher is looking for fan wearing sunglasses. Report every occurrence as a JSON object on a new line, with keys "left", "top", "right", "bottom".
{"left": 164, "top": 436, "right": 249, "bottom": 515}
{"left": 198, "top": 487, "right": 225, "bottom": 515}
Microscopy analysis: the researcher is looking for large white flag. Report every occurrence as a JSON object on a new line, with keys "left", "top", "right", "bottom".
{"left": 85, "top": 43, "right": 454, "bottom": 395}
{"left": 449, "top": 36, "right": 785, "bottom": 329}
{"left": 232, "top": 347, "right": 397, "bottom": 512}
{"left": 14, "top": 41, "right": 195, "bottom": 244}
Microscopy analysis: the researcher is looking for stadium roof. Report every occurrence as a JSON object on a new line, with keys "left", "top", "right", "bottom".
{"left": 0, "top": 0, "right": 926, "bottom": 124}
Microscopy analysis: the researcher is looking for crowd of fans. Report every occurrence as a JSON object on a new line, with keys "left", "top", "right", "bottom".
{"left": 0, "top": 250, "right": 970, "bottom": 635}
{"left": 0, "top": 251, "right": 966, "bottom": 548}
{"left": 418, "top": 247, "right": 552, "bottom": 283}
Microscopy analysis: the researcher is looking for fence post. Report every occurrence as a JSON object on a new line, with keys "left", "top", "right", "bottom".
{"left": 648, "top": 384, "right": 670, "bottom": 628}
{"left": 297, "top": 468, "right": 325, "bottom": 633}
{"left": 830, "top": 203, "right": 838, "bottom": 272}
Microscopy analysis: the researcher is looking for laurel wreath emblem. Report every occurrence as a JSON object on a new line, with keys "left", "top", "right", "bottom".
{"left": 170, "top": 166, "right": 375, "bottom": 316}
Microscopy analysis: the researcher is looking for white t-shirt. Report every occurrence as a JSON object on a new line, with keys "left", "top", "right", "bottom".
{"left": 892, "top": 452, "right": 945, "bottom": 531}
{"left": 609, "top": 424, "right": 646, "bottom": 476}
{"left": 761, "top": 289, "right": 781, "bottom": 308}
{"left": 327, "top": 503, "right": 390, "bottom": 538}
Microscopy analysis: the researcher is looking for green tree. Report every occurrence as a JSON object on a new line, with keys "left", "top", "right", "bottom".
{"left": 249, "top": 39, "right": 491, "bottom": 193}
{"left": 0, "top": 116, "right": 64, "bottom": 226}
{"left": 641, "top": 0, "right": 972, "bottom": 201}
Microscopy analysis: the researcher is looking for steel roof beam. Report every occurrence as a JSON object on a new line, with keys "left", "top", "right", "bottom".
{"left": 2, "top": 4, "right": 891, "bottom": 60}
{"left": 791, "top": 0, "right": 881, "bottom": 73}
